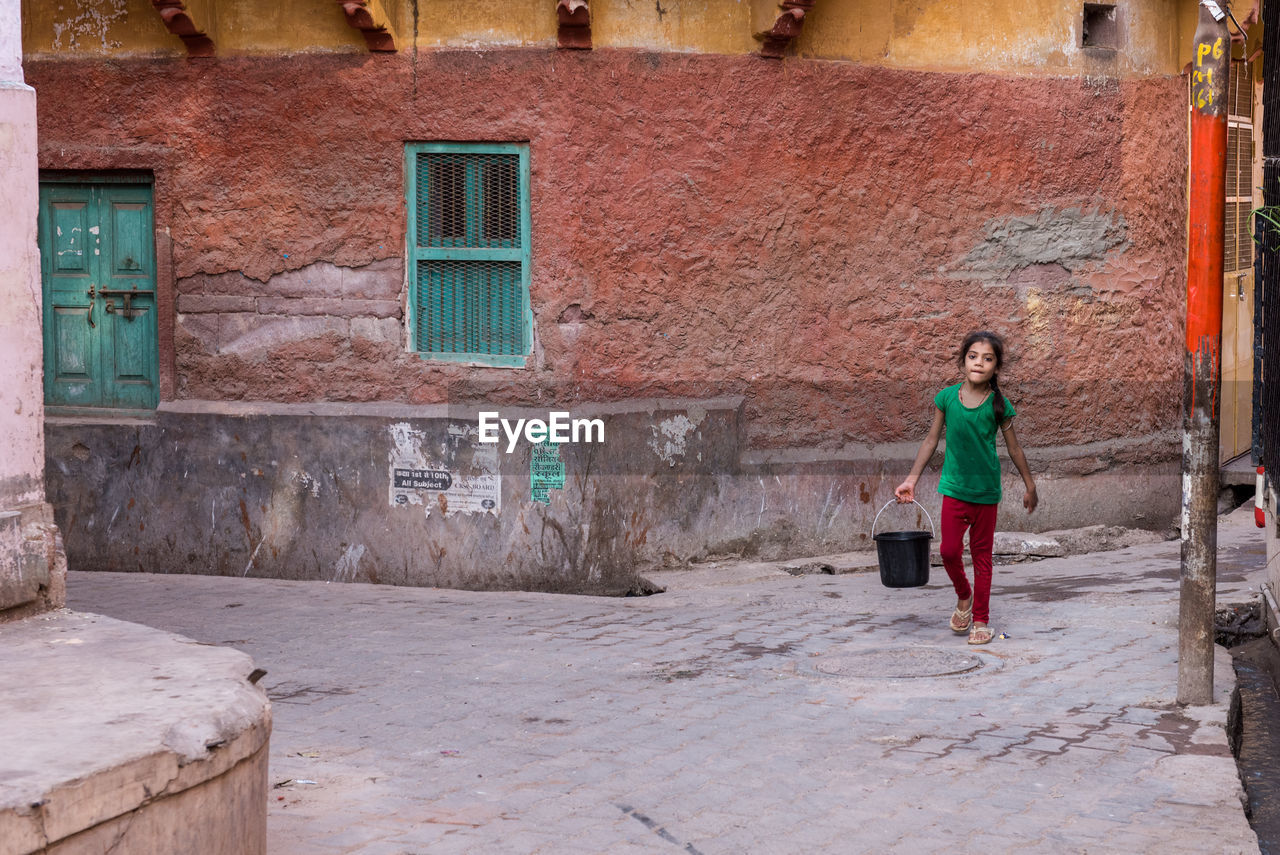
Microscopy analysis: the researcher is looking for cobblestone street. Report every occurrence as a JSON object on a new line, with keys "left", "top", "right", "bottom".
{"left": 68, "top": 507, "right": 1266, "bottom": 854}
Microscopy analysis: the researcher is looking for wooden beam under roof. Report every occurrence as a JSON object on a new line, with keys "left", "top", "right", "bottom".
{"left": 757, "top": 0, "right": 816, "bottom": 59}
{"left": 151, "top": 0, "right": 214, "bottom": 57}
{"left": 337, "top": 0, "right": 398, "bottom": 52}
{"left": 557, "top": 0, "right": 591, "bottom": 50}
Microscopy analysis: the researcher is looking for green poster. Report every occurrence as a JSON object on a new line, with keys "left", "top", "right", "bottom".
{"left": 531, "top": 442, "right": 565, "bottom": 504}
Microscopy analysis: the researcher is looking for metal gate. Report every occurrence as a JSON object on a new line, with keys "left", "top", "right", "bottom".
{"left": 1262, "top": 1, "right": 1279, "bottom": 491}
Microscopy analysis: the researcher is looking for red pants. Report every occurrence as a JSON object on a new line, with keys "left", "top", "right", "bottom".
{"left": 940, "top": 495, "right": 998, "bottom": 625}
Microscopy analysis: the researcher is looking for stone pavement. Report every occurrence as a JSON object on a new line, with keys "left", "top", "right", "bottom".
{"left": 67, "top": 506, "right": 1268, "bottom": 854}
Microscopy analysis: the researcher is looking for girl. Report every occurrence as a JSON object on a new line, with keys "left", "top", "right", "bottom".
{"left": 894, "top": 331, "right": 1037, "bottom": 645}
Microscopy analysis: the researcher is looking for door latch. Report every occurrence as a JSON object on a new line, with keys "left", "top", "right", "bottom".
{"left": 100, "top": 288, "right": 151, "bottom": 321}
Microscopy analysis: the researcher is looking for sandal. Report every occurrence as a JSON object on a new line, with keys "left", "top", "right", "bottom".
{"left": 968, "top": 623, "right": 994, "bottom": 645}
{"left": 949, "top": 602, "right": 972, "bottom": 633}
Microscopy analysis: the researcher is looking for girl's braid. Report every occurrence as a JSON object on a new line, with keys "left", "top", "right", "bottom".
{"left": 990, "top": 372, "right": 1007, "bottom": 427}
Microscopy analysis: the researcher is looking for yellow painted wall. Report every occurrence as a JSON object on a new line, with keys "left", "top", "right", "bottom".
{"left": 24, "top": 0, "right": 179, "bottom": 56}
{"left": 212, "top": 3, "right": 357, "bottom": 54}
{"left": 23, "top": 0, "right": 1200, "bottom": 77}
{"left": 589, "top": 0, "right": 755, "bottom": 55}
{"left": 20, "top": 0, "right": 395, "bottom": 57}
{"left": 414, "top": 0, "right": 556, "bottom": 48}
{"left": 791, "top": 0, "right": 1192, "bottom": 76}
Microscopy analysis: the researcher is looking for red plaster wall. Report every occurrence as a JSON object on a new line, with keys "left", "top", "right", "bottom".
{"left": 28, "top": 51, "right": 1186, "bottom": 451}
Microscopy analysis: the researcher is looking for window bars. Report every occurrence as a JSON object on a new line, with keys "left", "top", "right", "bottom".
{"left": 408, "top": 145, "right": 530, "bottom": 364}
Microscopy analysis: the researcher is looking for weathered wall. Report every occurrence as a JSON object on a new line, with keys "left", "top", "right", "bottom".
{"left": 49, "top": 404, "right": 735, "bottom": 593}
{"left": 28, "top": 51, "right": 1188, "bottom": 449}
{"left": 27, "top": 47, "right": 1189, "bottom": 587}
{"left": 44, "top": 401, "right": 1179, "bottom": 592}
{"left": 21, "top": 0, "right": 1194, "bottom": 76}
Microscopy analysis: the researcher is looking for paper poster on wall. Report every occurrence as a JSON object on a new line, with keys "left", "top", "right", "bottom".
{"left": 388, "top": 422, "right": 500, "bottom": 516}
{"left": 530, "top": 442, "right": 565, "bottom": 504}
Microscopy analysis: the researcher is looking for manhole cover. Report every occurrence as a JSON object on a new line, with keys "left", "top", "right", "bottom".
{"left": 812, "top": 646, "right": 985, "bottom": 679}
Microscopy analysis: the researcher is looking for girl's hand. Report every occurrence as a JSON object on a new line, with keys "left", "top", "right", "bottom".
{"left": 894, "top": 482, "right": 915, "bottom": 503}
{"left": 1023, "top": 484, "right": 1039, "bottom": 513}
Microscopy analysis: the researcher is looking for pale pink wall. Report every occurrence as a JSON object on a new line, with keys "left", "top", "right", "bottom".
{"left": 0, "top": 0, "right": 43, "bottom": 511}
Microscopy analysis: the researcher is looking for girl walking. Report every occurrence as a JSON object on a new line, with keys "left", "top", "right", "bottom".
{"left": 894, "top": 331, "right": 1037, "bottom": 645}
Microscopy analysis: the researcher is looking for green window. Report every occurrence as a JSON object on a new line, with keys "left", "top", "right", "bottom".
{"left": 406, "top": 143, "right": 532, "bottom": 366}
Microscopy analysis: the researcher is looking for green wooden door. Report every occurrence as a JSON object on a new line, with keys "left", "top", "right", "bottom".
{"left": 38, "top": 181, "right": 158, "bottom": 409}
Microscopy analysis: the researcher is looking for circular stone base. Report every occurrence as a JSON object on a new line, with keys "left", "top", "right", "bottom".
{"left": 812, "top": 646, "right": 985, "bottom": 679}
{"left": 0, "top": 612, "right": 270, "bottom": 854}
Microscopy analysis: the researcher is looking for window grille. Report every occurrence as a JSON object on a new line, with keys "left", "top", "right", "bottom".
{"left": 1227, "top": 58, "right": 1256, "bottom": 274}
{"left": 406, "top": 143, "right": 531, "bottom": 365}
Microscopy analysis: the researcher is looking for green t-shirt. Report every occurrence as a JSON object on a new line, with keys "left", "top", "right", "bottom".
{"left": 934, "top": 382, "right": 1015, "bottom": 505}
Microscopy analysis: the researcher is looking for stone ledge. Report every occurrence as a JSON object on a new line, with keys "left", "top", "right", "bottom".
{"left": 176, "top": 295, "right": 404, "bottom": 318}
{"left": 0, "top": 611, "right": 270, "bottom": 854}
{"left": 176, "top": 294, "right": 257, "bottom": 314}
{"left": 178, "top": 258, "right": 402, "bottom": 301}
{"left": 254, "top": 297, "right": 401, "bottom": 318}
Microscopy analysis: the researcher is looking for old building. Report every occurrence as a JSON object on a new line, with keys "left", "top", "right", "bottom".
{"left": 22, "top": 1, "right": 1253, "bottom": 592}
{"left": 3, "top": 4, "right": 271, "bottom": 851}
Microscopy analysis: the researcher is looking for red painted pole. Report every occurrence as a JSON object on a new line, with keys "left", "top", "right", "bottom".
{"left": 1180, "top": 1, "right": 1229, "bottom": 706}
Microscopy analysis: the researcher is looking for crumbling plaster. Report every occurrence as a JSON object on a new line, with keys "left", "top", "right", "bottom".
{"left": 29, "top": 51, "right": 1185, "bottom": 458}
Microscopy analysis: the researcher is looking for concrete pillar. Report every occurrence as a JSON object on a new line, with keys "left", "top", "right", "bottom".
{"left": 0, "top": 0, "right": 65, "bottom": 620}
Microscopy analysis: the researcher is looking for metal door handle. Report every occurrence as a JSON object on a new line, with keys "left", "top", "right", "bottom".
{"left": 86, "top": 284, "right": 95, "bottom": 328}
{"left": 100, "top": 289, "right": 149, "bottom": 321}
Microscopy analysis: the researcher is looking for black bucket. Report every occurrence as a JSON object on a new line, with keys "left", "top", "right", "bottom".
{"left": 873, "top": 530, "right": 932, "bottom": 588}
{"left": 871, "top": 499, "right": 936, "bottom": 588}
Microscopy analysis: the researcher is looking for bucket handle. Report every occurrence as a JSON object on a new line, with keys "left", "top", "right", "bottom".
{"left": 871, "top": 499, "right": 936, "bottom": 539}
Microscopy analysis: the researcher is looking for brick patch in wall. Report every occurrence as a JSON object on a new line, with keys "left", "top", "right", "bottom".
{"left": 179, "top": 309, "right": 404, "bottom": 354}
{"left": 178, "top": 293, "right": 400, "bottom": 318}
{"left": 177, "top": 295, "right": 257, "bottom": 314}
{"left": 175, "top": 313, "right": 218, "bottom": 347}
{"left": 254, "top": 297, "right": 401, "bottom": 318}
{"left": 179, "top": 271, "right": 259, "bottom": 297}
{"left": 267, "top": 264, "right": 345, "bottom": 298}
{"left": 183, "top": 314, "right": 350, "bottom": 356}
{"left": 350, "top": 317, "right": 402, "bottom": 344}
{"left": 178, "top": 260, "right": 402, "bottom": 302}
{"left": 342, "top": 258, "right": 403, "bottom": 300}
